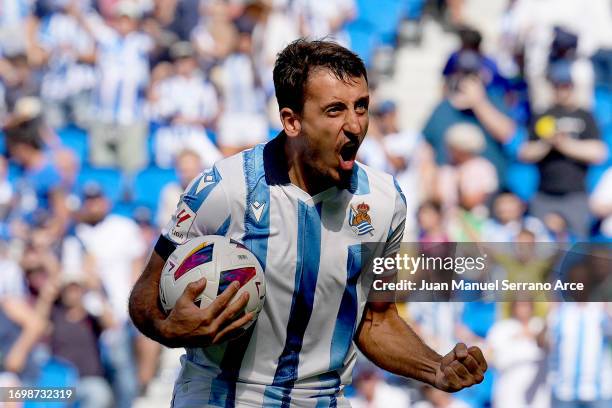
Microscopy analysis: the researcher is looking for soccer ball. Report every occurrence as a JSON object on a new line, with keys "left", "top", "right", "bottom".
{"left": 159, "top": 235, "right": 266, "bottom": 329}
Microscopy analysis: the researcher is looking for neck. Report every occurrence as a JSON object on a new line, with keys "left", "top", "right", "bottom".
{"left": 285, "top": 139, "right": 334, "bottom": 196}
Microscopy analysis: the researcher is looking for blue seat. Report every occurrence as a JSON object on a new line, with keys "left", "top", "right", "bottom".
{"left": 57, "top": 125, "right": 89, "bottom": 166}
{"left": 132, "top": 166, "right": 177, "bottom": 213}
{"left": 76, "top": 166, "right": 124, "bottom": 204}
{"left": 0, "top": 131, "right": 5, "bottom": 155}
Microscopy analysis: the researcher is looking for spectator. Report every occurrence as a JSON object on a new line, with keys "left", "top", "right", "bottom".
{"left": 423, "top": 61, "right": 516, "bottom": 189}
{"left": 482, "top": 192, "right": 550, "bottom": 242}
{"left": 36, "top": 0, "right": 96, "bottom": 129}
{"left": 4, "top": 113, "right": 68, "bottom": 241}
{"left": 74, "top": 183, "right": 146, "bottom": 408}
{"left": 436, "top": 123, "right": 498, "bottom": 241}
{"left": 213, "top": 22, "right": 269, "bottom": 156}
{"left": 349, "top": 364, "right": 411, "bottom": 408}
{"left": 0, "top": 297, "right": 46, "bottom": 387}
{"left": 589, "top": 167, "right": 612, "bottom": 239}
{"left": 36, "top": 274, "right": 115, "bottom": 408}
{"left": 148, "top": 41, "right": 222, "bottom": 168}
{"left": 358, "top": 100, "right": 433, "bottom": 239}
{"left": 520, "top": 60, "right": 607, "bottom": 238}
{"left": 291, "top": 0, "right": 356, "bottom": 48}
{"left": 156, "top": 148, "right": 203, "bottom": 230}
{"left": 486, "top": 301, "right": 549, "bottom": 408}
{"left": 413, "top": 385, "right": 470, "bottom": 408}
{"left": 417, "top": 200, "right": 449, "bottom": 244}
{"left": 545, "top": 303, "right": 612, "bottom": 407}
{"left": 75, "top": 1, "right": 153, "bottom": 173}
{"left": 191, "top": 0, "right": 237, "bottom": 69}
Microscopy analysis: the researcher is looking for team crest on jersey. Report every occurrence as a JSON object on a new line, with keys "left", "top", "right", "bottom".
{"left": 349, "top": 202, "right": 375, "bottom": 236}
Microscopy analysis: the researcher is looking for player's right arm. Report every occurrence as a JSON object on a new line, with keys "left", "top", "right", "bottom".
{"left": 129, "top": 168, "right": 253, "bottom": 348}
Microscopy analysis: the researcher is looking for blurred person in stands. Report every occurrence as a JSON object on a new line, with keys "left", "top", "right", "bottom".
{"left": 4, "top": 110, "right": 68, "bottom": 242}
{"left": 72, "top": 0, "right": 153, "bottom": 173}
{"left": 417, "top": 200, "right": 449, "bottom": 244}
{"left": 148, "top": 41, "right": 221, "bottom": 168}
{"left": 520, "top": 61, "right": 607, "bottom": 238}
{"left": 349, "top": 364, "right": 411, "bottom": 408}
{"left": 250, "top": 0, "right": 298, "bottom": 101}
{"left": 413, "top": 385, "right": 470, "bottom": 408}
{"left": 35, "top": 0, "right": 96, "bottom": 129}
{"left": 442, "top": 26, "right": 506, "bottom": 96}
{"left": 544, "top": 303, "right": 612, "bottom": 407}
{"left": 191, "top": 0, "right": 238, "bottom": 70}
{"left": 358, "top": 100, "right": 434, "bottom": 239}
{"left": 213, "top": 17, "right": 269, "bottom": 156}
{"left": 423, "top": 51, "right": 516, "bottom": 190}
{"left": 0, "top": 51, "right": 39, "bottom": 113}
{"left": 589, "top": 167, "right": 612, "bottom": 240}
{"left": 0, "top": 0, "right": 34, "bottom": 58}
{"left": 0, "top": 155, "right": 14, "bottom": 240}
{"left": 156, "top": 148, "right": 203, "bottom": 230}
{"left": 291, "top": 0, "right": 356, "bottom": 48}
{"left": 35, "top": 273, "right": 115, "bottom": 408}
{"left": 486, "top": 301, "right": 549, "bottom": 408}
{"left": 482, "top": 191, "right": 550, "bottom": 242}
{"left": 436, "top": 123, "right": 498, "bottom": 242}
{"left": 74, "top": 182, "right": 146, "bottom": 408}
{"left": 0, "top": 297, "right": 46, "bottom": 389}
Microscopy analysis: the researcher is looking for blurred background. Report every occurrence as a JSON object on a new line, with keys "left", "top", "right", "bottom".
{"left": 0, "top": 0, "right": 611, "bottom": 407}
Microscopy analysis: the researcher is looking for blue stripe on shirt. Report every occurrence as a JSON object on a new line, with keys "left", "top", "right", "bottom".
{"left": 207, "top": 146, "right": 270, "bottom": 407}
{"left": 263, "top": 201, "right": 323, "bottom": 407}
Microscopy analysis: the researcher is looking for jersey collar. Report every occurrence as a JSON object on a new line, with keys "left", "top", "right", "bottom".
{"left": 263, "top": 132, "right": 291, "bottom": 185}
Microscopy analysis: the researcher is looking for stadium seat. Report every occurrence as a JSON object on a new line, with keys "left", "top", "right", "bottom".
{"left": 132, "top": 165, "right": 178, "bottom": 214}
{"left": 57, "top": 125, "right": 89, "bottom": 166}
{"left": 0, "top": 131, "right": 5, "bottom": 155}
{"left": 76, "top": 165, "right": 124, "bottom": 204}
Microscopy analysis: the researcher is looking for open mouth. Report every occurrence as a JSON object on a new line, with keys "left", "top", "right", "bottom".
{"left": 338, "top": 141, "right": 359, "bottom": 171}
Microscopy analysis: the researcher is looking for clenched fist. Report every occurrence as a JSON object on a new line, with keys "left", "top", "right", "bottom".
{"left": 434, "top": 343, "right": 487, "bottom": 392}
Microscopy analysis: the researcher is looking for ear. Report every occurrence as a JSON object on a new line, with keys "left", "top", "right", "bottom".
{"left": 279, "top": 107, "right": 301, "bottom": 138}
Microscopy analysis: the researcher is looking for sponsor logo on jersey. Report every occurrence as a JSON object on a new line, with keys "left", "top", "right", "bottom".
{"left": 169, "top": 203, "right": 196, "bottom": 244}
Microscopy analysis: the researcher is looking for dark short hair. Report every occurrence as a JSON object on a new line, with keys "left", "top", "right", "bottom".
{"left": 4, "top": 118, "right": 42, "bottom": 150}
{"left": 273, "top": 39, "right": 367, "bottom": 113}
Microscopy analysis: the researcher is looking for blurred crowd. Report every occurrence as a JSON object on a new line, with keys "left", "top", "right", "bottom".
{"left": 0, "top": 0, "right": 611, "bottom": 407}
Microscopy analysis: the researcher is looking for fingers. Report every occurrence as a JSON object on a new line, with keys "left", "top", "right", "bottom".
{"left": 441, "top": 342, "right": 468, "bottom": 368}
{"left": 182, "top": 278, "right": 207, "bottom": 301}
{"left": 454, "top": 343, "right": 469, "bottom": 360}
{"left": 212, "top": 312, "right": 254, "bottom": 344}
{"left": 203, "top": 281, "right": 241, "bottom": 317}
{"left": 468, "top": 346, "right": 488, "bottom": 373}
{"left": 214, "top": 292, "right": 250, "bottom": 328}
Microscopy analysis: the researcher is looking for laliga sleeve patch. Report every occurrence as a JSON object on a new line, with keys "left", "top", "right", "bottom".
{"left": 168, "top": 202, "right": 196, "bottom": 244}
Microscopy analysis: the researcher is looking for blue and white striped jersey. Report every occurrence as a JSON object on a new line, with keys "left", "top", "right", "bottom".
{"left": 548, "top": 303, "right": 612, "bottom": 402}
{"left": 87, "top": 14, "right": 152, "bottom": 124}
{"left": 163, "top": 133, "right": 406, "bottom": 407}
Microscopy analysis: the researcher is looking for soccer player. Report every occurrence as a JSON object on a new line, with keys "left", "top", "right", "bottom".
{"left": 129, "top": 39, "right": 487, "bottom": 407}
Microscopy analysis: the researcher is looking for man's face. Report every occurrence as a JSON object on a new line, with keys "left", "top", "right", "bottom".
{"left": 296, "top": 69, "right": 369, "bottom": 186}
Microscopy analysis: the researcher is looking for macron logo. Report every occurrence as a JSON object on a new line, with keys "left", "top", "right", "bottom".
{"left": 176, "top": 209, "right": 191, "bottom": 227}
{"left": 251, "top": 201, "right": 266, "bottom": 222}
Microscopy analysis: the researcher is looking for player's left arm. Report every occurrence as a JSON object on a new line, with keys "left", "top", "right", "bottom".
{"left": 356, "top": 301, "right": 487, "bottom": 392}
{"left": 355, "top": 180, "right": 487, "bottom": 392}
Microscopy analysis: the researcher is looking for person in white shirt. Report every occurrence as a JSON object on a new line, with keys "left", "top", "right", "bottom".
{"left": 349, "top": 364, "right": 411, "bottom": 408}
{"left": 75, "top": 182, "right": 146, "bottom": 408}
{"left": 148, "top": 41, "right": 222, "bottom": 168}
{"left": 37, "top": 2, "right": 96, "bottom": 129}
{"left": 487, "top": 301, "right": 549, "bottom": 408}
{"left": 75, "top": 1, "right": 153, "bottom": 173}
{"left": 213, "top": 23, "right": 268, "bottom": 156}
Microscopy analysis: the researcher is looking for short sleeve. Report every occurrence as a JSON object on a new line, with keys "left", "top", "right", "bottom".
{"left": 162, "top": 166, "right": 231, "bottom": 246}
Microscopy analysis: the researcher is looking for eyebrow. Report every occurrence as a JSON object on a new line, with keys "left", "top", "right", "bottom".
{"left": 322, "top": 95, "right": 369, "bottom": 110}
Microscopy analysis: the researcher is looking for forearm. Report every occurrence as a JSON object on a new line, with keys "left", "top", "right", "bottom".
{"left": 128, "top": 252, "right": 172, "bottom": 346}
{"left": 557, "top": 140, "right": 608, "bottom": 164}
{"left": 356, "top": 303, "right": 442, "bottom": 385}
{"left": 4, "top": 328, "right": 42, "bottom": 373}
{"left": 472, "top": 99, "right": 516, "bottom": 143}
{"left": 519, "top": 141, "right": 551, "bottom": 162}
